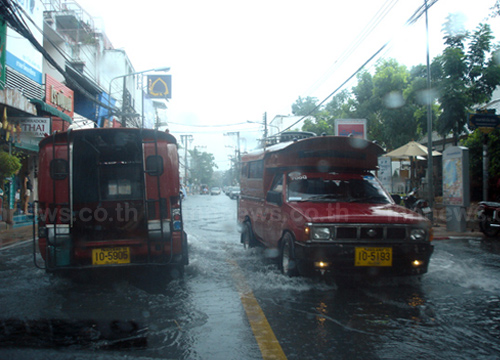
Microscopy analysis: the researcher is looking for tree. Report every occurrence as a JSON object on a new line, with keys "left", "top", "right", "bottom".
{"left": 0, "top": 148, "right": 22, "bottom": 207}
{"left": 291, "top": 96, "right": 321, "bottom": 117}
{"left": 298, "top": 59, "right": 426, "bottom": 148}
{"left": 188, "top": 148, "right": 217, "bottom": 185}
{"left": 348, "top": 59, "right": 424, "bottom": 150}
{"left": 404, "top": 64, "right": 440, "bottom": 136}
{"left": 433, "top": 20, "right": 500, "bottom": 144}
{"left": 462, "top": 129, "right": 500, "bottom": 200}
{"left": 301, "top": 90, "right": 353, "bottom": 135}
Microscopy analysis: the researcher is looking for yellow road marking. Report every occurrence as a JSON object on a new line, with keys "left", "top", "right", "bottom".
{"left": 228, "top": 259, "right": 287, "bottom": 360}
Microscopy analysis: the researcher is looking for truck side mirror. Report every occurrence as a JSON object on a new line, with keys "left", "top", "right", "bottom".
{"left": 266, "top": 191, "right": 282, "bottom": 206}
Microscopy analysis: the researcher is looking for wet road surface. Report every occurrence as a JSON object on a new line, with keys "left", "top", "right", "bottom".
{"left": 0, "top": 194, "right": 499, "bottom": 359}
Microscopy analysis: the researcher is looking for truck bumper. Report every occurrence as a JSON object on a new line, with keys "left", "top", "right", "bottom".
{"left": 294, "top": 241, "right": 434, "bottom": 277}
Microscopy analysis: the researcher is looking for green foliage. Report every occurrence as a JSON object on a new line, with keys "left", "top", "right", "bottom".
{"left": 296, "top": 58, "right": 440, "bottom": 150}
{"left": 291, "top": 96, "right": 320, "bottom": 117}
{"left": 0, "top": 149, "right": 21, "bottom": 180}
{"left": 188, "top": 148, "right": 218, "bottom": 185}
{"left": 461, "top": 129, "right": 500, "bottom": 200}
{"left": 433, "top": 22, "right": 500, "bottom": 143}
{"left": 288, "top": 10, "right": 500, "bottom": 199}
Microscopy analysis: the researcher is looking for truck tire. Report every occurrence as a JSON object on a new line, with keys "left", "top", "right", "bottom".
{"left": 279, "top": 233, "right": 299, "bottom": 277}
{"left": 241, "top": 221, "right": 257, "bottom": 249}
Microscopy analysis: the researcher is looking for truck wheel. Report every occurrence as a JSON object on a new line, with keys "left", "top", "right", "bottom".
{"left": 279, "top": 233, "right": 299, "bottom": 277}
{"left": 241, "top": 222, "right": 257, "bottom": 249}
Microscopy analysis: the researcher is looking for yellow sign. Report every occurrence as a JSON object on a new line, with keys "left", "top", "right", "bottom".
{"left": 147, "top": 75, "right": 171, "bottom": 99}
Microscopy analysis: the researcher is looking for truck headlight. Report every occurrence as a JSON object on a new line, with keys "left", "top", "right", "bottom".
{"left": 410, "top": 228, "right": 426, "bottom": 241}
{"left": 312, "top": 227, "right": 331, "bottom": 240}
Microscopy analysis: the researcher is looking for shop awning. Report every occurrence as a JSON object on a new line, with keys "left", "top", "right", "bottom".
{"left": 29, "top": 98, "right": 73, "bottom": 124}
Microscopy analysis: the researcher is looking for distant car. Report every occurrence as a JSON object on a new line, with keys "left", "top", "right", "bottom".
{"left": 228, "top": 186, "right": 240, "bottom": 200}
{"left": 210, "top": 187, "right": 221, "bottom": 195}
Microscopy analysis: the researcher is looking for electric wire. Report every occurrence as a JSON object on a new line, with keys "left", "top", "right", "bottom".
{"left": 278, "top": 0, "right": 440, "bottom": 136}
{"left": 1, "top": 0, "right": 116, "bottom": 113}
{"left": 167, "top": 121, "right": 250, "bottom": 127}
{"left": 304, "top": 0, "right": 400, "bottom": 96}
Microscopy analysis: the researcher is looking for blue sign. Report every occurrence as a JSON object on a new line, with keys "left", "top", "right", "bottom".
{"left": 6, "top": 52, "right": 43, "bottom": 84}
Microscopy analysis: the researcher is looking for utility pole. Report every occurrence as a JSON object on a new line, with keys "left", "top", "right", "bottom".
{"left": 122, "top": 77, "right": 127, "bottom": 127}
{"left": 225, "top": 132, "right": 241, "bottom": 177}
{"left": 425, "top": 0, "right": 434, "bottom": 223}
{"left": 180, "top": 134, "right": 193, "bottom": 185}
{"left": 483, "top": 133, "right": 489, "bottom": 200}
{"left": 263, "top": 112, "right": 267, "bottom": 148}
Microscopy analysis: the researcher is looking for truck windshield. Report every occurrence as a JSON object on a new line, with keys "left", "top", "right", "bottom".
{"left": 286, "top": 174, "right": 391, "bottom": 204}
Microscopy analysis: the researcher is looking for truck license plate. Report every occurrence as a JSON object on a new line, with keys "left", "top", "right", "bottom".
{"left": 355, "top": 247, "right": 392, "bottom": 267}
{"left": 92, "top": 247, "right": 130, "bottom": 265}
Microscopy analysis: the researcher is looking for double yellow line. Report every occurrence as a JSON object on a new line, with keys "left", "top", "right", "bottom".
{"left": 227, "top": 259, "right": 287, "bottom": 360}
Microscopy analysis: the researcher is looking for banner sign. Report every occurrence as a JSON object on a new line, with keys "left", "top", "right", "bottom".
{"left": 442, "top": 146, "right": 470, "bottom": 207}
{"left": 335, "top": 119, "right": 367, "bottom": 139}
{"left": 45, "top": 74, "right": 74, "bottom": 117}
{"left": 147, "top": 75, "right": 171, "bottom": 99}
{"left": 377, "top": 156, "right": 393, "bottom": 193}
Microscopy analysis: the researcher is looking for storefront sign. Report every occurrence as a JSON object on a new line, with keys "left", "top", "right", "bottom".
{"left": 14, "top": 117, "right": 50, "bottom": 151}
{"left": 147, "top": 75, "right": 171, "bottom": 99}
{"left": 5, "top": 0, "right": 44, "bottom": 84}
{"left": 45, "top": 74, "right": 74, "bottom": 117}
{"left": 468, "top": 112, "right": 500, "bottom": 134}
{"left": 335, "top": 119, "right": 367, "bottom": 139}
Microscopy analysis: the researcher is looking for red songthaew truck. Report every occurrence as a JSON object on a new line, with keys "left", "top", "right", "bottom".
{"left": 34, "top": 128, "right": 188, "bottom": 273}
{"left": 238, "top": 135, "right": 433, "bottom": 278}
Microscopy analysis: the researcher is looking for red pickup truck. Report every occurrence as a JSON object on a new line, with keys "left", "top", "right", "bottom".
{"left": 237, "top": 135, "right": 433, "bottom": 278}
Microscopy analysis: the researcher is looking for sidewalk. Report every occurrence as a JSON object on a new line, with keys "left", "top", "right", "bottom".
{"left": 0, "top": 223, "right": 36, "bottom": 248}
{"left": 432, "top": 222, "right": 484, "bottom": 240}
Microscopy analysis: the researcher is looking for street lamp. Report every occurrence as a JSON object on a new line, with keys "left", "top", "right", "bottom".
{"left": 247, "top": 120, "right": 280, "bottom": 133}
{"left": 247, "top": 120, "right": 280, "bottom": 149}
{"left": 107, "top": 66, "right": 170, "bottom": 127}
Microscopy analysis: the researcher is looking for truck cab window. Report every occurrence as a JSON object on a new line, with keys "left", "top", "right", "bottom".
{"left": 271, "top": 174, "right": 283, "bottom": 193}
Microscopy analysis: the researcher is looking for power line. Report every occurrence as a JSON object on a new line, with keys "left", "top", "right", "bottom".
{"left": 280, "top": 0, "right": 440, "bottom": 135}
{"left": 304, "top": 0, "right": 400, "bottom": 96}
{"left": 1, "top": 0, "right": 115, "bottom": 113}
{"left": 167, "top": 121, "right": 250, "bottom": 127}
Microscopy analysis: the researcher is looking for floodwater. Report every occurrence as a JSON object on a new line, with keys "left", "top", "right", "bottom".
{"left": 0, "top": 193, "right": 499, "bottom": 359}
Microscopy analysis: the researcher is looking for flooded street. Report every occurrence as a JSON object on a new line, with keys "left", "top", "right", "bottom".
{"left": 0, "top": 194, "right": 500, "bottom": 359}
{"left": 184, "top": 194, "right": 500, "bottom": 359}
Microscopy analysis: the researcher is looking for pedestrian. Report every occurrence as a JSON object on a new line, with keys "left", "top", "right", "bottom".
{"left": 23, "top": 172, "right": 32, "bottom": 214}
{"left": 15, "top": 188, "right": 21, "bottom": 214}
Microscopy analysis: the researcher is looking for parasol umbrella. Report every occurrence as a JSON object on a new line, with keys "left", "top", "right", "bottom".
{"left": 384, "top": 141, "right": 441, "bottom": 191}
{"left": 385, "top": 141, "right": 441, "bottom": 158}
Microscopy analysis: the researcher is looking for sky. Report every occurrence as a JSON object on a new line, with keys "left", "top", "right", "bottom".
{"left": 76, "top": 0, "right": 500, "bottom": 170}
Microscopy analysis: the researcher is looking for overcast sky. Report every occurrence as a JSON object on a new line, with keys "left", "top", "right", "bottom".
{"left": 77, "top": 0, "right": 499, "bottom": 170}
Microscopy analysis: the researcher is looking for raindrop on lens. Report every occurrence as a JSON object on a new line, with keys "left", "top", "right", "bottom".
{"left": 384, "top": 91, "right": 405, "bottom": 109}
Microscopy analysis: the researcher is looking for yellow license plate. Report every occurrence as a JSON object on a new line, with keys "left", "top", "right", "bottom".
{"left": 355, "top": 247, "right": 392, "bottom": 267}
{"left": 92, "top": 247, "right": 130, "bottom": 265}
